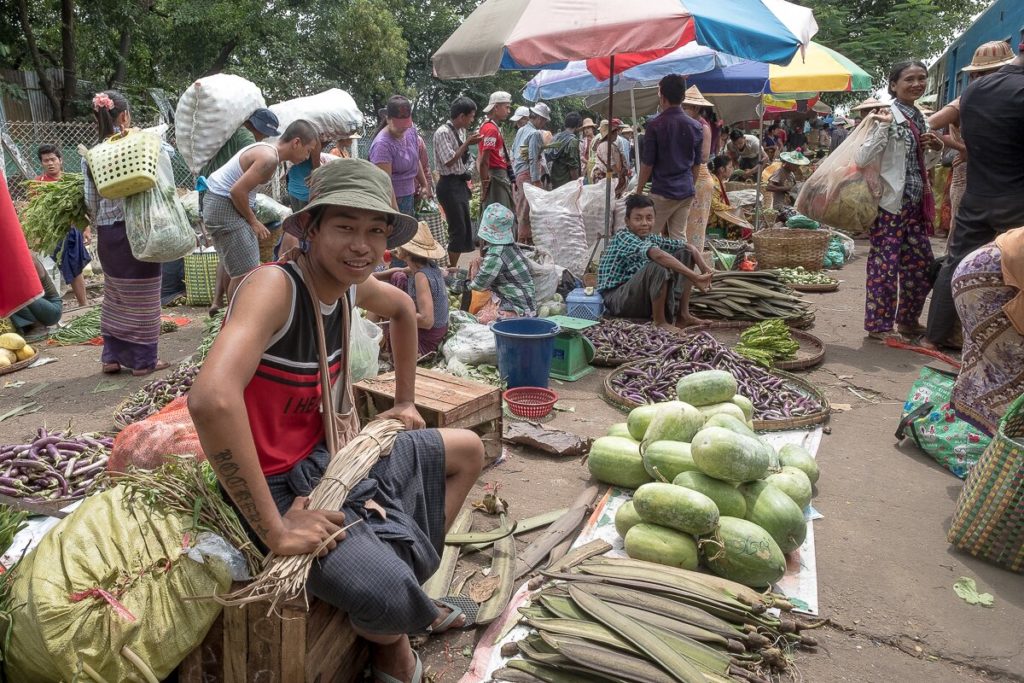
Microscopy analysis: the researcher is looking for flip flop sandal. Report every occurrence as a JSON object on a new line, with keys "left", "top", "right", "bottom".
{"left": 102, "top": 363, "right": 122, "bottom": 374}
{"left": 424, "top": 595, "right": 478, "bottom": 635}
{"left": 132, "top": 360, "right": 170, "bottom": 377}
{"left": 372, "top": 649, "right": 422, "bottom": 683}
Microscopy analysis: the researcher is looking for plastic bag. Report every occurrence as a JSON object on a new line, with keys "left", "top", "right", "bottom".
{"left": 180, "top": 190, "right": 201, "bottom": 225}
{"left": 124, "top": 151, "right": 197, "bottom": 262}
{"left": 524, "top": 181, "right": 590, "bottom": 277}
{"left": 109, "top": 396, "right": 205, "bottom": 472}
{"left": 175, "top": 73, "right": 266, "bottom": 174}
{"left": 520, "top": 245, "right": 564, "bottom": 302}
{"left": 349, "top": 309, "right": 383, "bottom": 382}
{"left": 270, "top": 89, "right": 362, "bottom": 141}
{"left": 795, "top": 116, "right": 884, "bottom": 234}
{"left": 442, "top": 322, "right": 497, "bottom": 366}
{"left": 253, "top": 192, "right": 292, "bottom": 224}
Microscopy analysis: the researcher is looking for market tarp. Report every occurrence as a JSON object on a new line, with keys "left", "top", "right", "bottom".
{"left": 1, "top": 173, "right": 43, "bottom": 319}
{"left": 432, "top": 0, "right": 817, "bottom": 79}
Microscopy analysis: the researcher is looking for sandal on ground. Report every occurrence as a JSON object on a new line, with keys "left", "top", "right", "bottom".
{"left": 132, "top": 360, "right": 170, "bottom": 377}
{"left": 424, "top": 596, "right": 478, "bottom": 635}
{"left": 897, "top": 324, "right": 926, "bottom": 337}
{"left": 867, "top": 331, "right": 908, "bottom": 343}
{"left": 102, "top": 362, "right": 122, "bottom": 374}
{"left": 372, "top": 650, "right": 422, "bottom": 683}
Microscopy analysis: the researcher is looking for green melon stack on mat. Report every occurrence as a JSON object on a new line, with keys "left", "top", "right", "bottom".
{"left": 587, "top": 369, "right": 820, "bottom": 588}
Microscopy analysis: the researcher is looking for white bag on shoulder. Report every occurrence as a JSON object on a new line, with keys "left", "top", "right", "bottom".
{"left": 175, "top": 74, "right": 266, "bottom": 174}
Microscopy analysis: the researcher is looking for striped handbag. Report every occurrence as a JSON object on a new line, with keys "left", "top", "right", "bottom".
{"left": 948, "top": 392, "right": 1024, "bottom": 572}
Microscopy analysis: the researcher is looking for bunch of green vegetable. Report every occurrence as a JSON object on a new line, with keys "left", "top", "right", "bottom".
{"left": 773, "top": 267, "right": 839, "bottom": 286}
{"left": 735, "top": 319, "right": 800, "bottom": 367}
{"left": 48, "top": 308, "right": 101, "bottom": 345}
{"left": 19, "top": 174, "right": 88, "bottom": 255}
{"left": 195, "top": 309, "right": 225, "bottom": 362}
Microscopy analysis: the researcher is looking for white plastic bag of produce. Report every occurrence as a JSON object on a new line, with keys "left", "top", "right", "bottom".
{"left": 521, "top": 245, "right": 564, "bottom": 302}
{"left": 442, "top": 322, "right": 497, "bottom": 366}
{"left": 270, "top": 89, "right": 362, "bottom": 141}
{"left": 253, "top": 192, "right": 293, "bottom": 224}
{"left": 349, "top": 308, "right": 383, "bottom": 382}
{"left": 175, "top": 73, "right": 266, "bottom": 174}
{"left": 124, "top": 147, "right": 197, "bottom": 262}
{"left": 524, "top": 181, "right": 589, "bottom": 278}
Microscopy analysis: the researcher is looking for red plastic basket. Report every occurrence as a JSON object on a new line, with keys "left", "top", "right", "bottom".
{"left": 503, "top": 387, "right": 558, "bottom": 419}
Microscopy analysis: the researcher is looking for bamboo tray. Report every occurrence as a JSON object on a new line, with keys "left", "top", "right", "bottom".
{"left": 0, "top": 355, "right": 35, "bottom": 376}
{"left": 681, "top": 321, "right": 825, "bottom": 371}
{"left": 788, "top": 280, "right": 840, "bottom": 293}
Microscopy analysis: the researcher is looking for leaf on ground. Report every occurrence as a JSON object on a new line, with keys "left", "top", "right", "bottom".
{"left": 3, "top": 381, "right": 25, "bottom": 388}
{"left": 92, "top": 378, "right": 129, "bottom": 393}
{"left": 0, "top": 402, "right": 40, "bottom": 422}
{"left": 953, "top": 577, "right": 994, "bottom": 607}
{"left": 831, "top": 403, "right": 853, "bottom": 412}
{"left": 467, "top": 574, "right": 501, "bottom": 603}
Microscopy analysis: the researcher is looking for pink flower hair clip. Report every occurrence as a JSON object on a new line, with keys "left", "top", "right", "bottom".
{"left": 92, "top": 93, "right": 115, "bottom": 111}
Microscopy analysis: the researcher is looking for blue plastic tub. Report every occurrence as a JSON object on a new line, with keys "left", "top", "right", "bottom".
{"left": 491, "top": 318, "right": 561, "bottom": 389}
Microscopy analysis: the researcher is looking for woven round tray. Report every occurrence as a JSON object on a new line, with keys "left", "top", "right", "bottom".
{"left": 753, "top": 228, "right": 831, "bottom": 271}
{"left": 682, "top": 321, "right": 826, "bottom": 371}
{"left": 604, "top": 364, "right": 831, "bottom": 431}
{"left": 788, "top": 280, "right": 840, "bottom": 293}
{"left": 0, "top": 355, "right": 35, "bottom": 376}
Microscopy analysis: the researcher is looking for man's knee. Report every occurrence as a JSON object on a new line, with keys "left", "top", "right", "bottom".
{"left": 440, "top": 428, "right": 485, "bottom": 478}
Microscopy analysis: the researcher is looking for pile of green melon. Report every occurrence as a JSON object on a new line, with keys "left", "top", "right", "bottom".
{"left": 587, "top": 370, "right": 820, "bottom": 588}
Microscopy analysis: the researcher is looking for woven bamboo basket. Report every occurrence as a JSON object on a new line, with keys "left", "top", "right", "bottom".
{"left": 752, "top": 228, "right": 831, "bottom": 271}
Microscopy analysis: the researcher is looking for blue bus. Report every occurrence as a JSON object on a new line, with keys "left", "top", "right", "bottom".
{"left": 928, "top": 0, "right": 1024, "bottom": 106}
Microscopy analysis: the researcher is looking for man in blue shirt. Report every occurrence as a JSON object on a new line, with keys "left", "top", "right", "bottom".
{"left": 511, "top": 102, "right": 550, "bottom": 242}
{"left": 635, "top": 74, "right": 704, "bottom": 241}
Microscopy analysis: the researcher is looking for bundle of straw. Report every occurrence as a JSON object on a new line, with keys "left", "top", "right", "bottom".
{"left": 217, "top": 419, "right": 404, "bottom": 613}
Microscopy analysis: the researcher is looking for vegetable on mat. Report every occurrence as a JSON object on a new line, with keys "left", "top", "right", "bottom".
{"left": 0, "top": 427, "right": 111, "bottom": 502}
{"left": 48, "top": 308, "right": 101, "bottom": 346}
{"left": 734, "top": 319, "right": 800, "bottom": 367}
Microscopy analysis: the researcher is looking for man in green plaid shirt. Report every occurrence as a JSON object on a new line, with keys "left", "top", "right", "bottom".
{"left": 469, "top": 204, "right": 536, "bottom": 316}
{"left": 598, "top": 194, "right": 712, "bottom": 328}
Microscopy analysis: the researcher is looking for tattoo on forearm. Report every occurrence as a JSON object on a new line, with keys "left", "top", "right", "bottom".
{"left": 210, "top": 449, "right": 272, "bottom": 540}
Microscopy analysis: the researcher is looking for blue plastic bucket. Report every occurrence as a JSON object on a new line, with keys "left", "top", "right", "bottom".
{"left": 491, "top": 318, "right": 561, "bottom": 389}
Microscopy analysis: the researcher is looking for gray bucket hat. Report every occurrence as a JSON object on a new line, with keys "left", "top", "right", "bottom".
{"left": 283, "top": 158, "right": 419, "bottom": 249}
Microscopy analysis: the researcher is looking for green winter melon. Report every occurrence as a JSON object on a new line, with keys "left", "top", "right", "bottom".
{"left": 702, "top": 413, "right": 757, "bottom": 439}
{"left": 607, "top": 423, "right": 633, "bottom": 439}
{"left": 731, "top": 394, "right": 754, "bottom": 421}
{"left": 587, "top": 437, "right": 652, "bottom": 489}
{"left": 643, "top": 440, "right": 699, "bottom": 481}
{"left": 740, "top": 480, "right": 807, "bottom": 554}
{"left": 626, "top": 404, "right": 661, "bottom": 441}
{"left": 778, "top": 443, "right": 820, "bottom": 484}
{"left": 699, "top": 401, "right": 747, "bottom": 424}
{"left": 614, "top": 501, "right": 644, "bottom": 537}
{"left": 765, "top": 466, "right": 813, "bottom": 510}
{"left": 624, "top": 523, "right": 699, "bottom": 570}
{"left": 676, "top": 370, "right": 738, "bottom": 407}
{"left": 640, "top": 401, "right": 704, "bottom": 453}
{"left": 690, "top": 427, "right": 771, "bottom": 483}
{"left": 700, "top": 516, "right": 787, "bottom": 588}
{"left": 672, "top": 471, "right": 746, "bottom": 518}
{"left": 632, "top": 482, "right": 719, "bottom": 535}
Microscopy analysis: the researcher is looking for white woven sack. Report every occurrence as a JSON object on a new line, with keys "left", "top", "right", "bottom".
{"left": 269, "top": 89, "right": 362, "bottom": 141}
{"left": 175, "top": 74, "right": 265, "bottom": 174}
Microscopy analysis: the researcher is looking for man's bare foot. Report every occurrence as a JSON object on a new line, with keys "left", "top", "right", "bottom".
{"left": 656, "top": 321, "right": 676, "bottom": 331}
{"left": 429, "top": 605, "right": 466, "bottom": 631}
{"left": 371, "top": 638, "right": 420, "bottom": 683}
{"left": 676, "top": 315, "right": 707, "bottom": 328}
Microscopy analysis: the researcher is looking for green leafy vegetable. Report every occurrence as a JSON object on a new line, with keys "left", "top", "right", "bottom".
{"left": 19, "top": 174, "right": 88, "bottom": 255}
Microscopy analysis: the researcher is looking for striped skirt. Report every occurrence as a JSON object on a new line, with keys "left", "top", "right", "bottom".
{"left": 97, "top": 221, "right": 162, "bottom": 370}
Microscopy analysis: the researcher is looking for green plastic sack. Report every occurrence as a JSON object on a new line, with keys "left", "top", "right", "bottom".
{"left": 897, "top": 366, "right": 990, "bottom": 479}
{"left": 7, "top": 485, "right": 232, "bottom": 682}
{"left": 785, "top": 214, "right": 820, "bottom": 230}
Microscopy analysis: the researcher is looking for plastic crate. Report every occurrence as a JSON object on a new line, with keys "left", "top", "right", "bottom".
{"left": 566, "top": 287, "right": 604, "bottom": 321}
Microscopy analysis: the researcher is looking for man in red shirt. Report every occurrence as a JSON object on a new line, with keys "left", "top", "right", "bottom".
{"left": 477, "top": 91, "right": 515, "bottom": 215}
{"left": 36, "top": 144, "right": 90, "bottom": 307}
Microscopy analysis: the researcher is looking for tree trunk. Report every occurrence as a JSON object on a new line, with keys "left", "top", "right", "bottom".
{"left": 108, "top": 27, "right": 132, "bottom": 88}
{"left": 60, "top": 0, "right": 76, "bottom": 121}
{"left": 203, "top": 39, "right": 238, "bottom": 76}
{"left": 15, "top": 0, "right": 63, "bottom": 121}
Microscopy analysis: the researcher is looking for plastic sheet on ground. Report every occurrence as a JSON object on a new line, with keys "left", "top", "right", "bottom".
{"left": 459, "top": 426, "right": 824, "bottom": 683}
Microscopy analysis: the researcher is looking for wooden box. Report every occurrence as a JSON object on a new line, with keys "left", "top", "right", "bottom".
{"left": 178, "top": 595, "right": 368, "bottom": 683}
{"left": 354, "top": 368, "right": 504, "bottom": 462}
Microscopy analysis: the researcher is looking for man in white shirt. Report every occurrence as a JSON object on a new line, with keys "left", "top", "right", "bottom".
{"left": 726, "top": 130, "right": 769, "bottom": 180}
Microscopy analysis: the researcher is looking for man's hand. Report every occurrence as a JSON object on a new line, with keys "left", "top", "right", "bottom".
{"left": 873, "top": 110, "right": 893, "bottom": 125}
{"left": 266, "top": 497, "right": 347, "bottom": 557}
{"left": 467, "top": 131, "right": 484, "bottom": 146}
{"left": 693, "top": 271, "right": 713, "bottom": 293}
{"left": 920, "top": 132, "right": 943, "bottom": 151}
{"left": 468, "top": 256, "right": 483, "bottom": 279}
{"left": 250, "top": 221, "right": 271, "bottom": 240}
{"left": 377, "top": 401, "right": 426, "bottom": 430}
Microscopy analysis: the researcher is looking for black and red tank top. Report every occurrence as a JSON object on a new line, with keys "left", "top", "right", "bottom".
{"left": 240, "top": 262, "right": 346, "bottom": 475}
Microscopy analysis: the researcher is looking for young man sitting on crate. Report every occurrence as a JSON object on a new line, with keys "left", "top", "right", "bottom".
{"left": 188, "top": 158, "right": 485, "bottom": 683}
{"left": 597, "top": 194, "right": 713, "bottom": 330}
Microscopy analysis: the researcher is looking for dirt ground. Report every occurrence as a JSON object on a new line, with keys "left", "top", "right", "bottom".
{"left": 1, "top": 237, "right": 1022, "bottom": 682}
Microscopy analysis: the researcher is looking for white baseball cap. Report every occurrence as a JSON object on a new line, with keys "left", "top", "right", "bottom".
{"left": 483, "top": 91, "right": 513, "bottom": 113}
{"left": 509, "top": 106, "right": 531, "bottom": 122}
{"left": 530, "top": 102, "right": 552, "bottom": 120}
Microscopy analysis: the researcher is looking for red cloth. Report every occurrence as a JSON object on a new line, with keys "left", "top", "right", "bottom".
{"left": 0, "top": 174, "right": 43, "bottom": 318}
{"left": 478, "top": 120, "right": 510, "bottom": 170}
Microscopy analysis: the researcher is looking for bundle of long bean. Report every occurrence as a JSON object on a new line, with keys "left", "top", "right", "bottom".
{"left": 691, "top": 272, "right": 814, "bottom": 328}
{"left": 113, "top": 361, "right": 199, "bottom": 428}
{"left": 609, "top": 332, "right": 824, "bottom": 420}
{"left": 195, "top": 310, "right": 225, "bottom": 362}
{"left": 48, "top": 308, "right": 101, "bottom": 345}
{"left": 582, "top": 319, "right": 682, "bottom": 363}
{"left": 217, "top": 419, "right": 404, "bottom": 613}
{"left": 0, "top": 428, "right": 111, "bottom": 501}
{"left": 735, "top": 320, "right": 799, "bottom": 367}
{"left": 19, "top": 173, "right": 88, "bottom": 254}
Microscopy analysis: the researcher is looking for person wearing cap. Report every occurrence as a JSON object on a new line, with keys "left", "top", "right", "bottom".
{"left": 925, "top": 41, "right": 1024, "bottom": 350}
{"left": 681, "top": 86, "right": 715, "bottom": 252}
{"left": 369, "top": 95, "right": 429, "bottom": 217}
{"left": 189, "top": 158, "right": 485, "bottom": 683}
{"left": 591, "top": 118, "right": 630, "bottom": 198}
{"left": 579, "top": 117, "right": 597, "bottom": 177}
{"left": 636, "top": 74, "right": 705, "bottom": 241}
{"left": 510, "top": 106, "right": 531, "bottom": 129}
{"left": 203, "top": 119, "right": 319, "bottom": 302}
{"left": 546, "top": 111, "right": 583, "bottom": 189}
{"left": 766, "top": 151, "right": 810, "bottom": 209}
{"left": 478, "top": 92, "right": 516, "bottom": 214}
{"left": 375, "top": 222, "right": 451, "bottom": 354}
{"left": 511, "top": 102, "right": 550, "bottom": 242}
{"left": 433, "top": 96, "right": 482, "bottom": 266}
{"left": 468, "top": 204, "right": 537, "bottom": 320}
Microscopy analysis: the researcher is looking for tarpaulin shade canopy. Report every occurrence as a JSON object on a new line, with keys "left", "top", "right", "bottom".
{"left": 432, "top": 0, "right": 818, "bottom": 79}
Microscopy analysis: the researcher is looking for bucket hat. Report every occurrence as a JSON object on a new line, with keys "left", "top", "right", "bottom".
{"left": 962, "top": 40, "right": 1015, "bottom": 72}
{"left": 401, "top": 222, "right": 447, "bottom": 260}
{"left": 477, "top": 204, "right": 516, "bottom": 245}
{"left": 510, "top": 106, "right": 531, "bottom": 122}
{"left": 484, "top": 91, "right": 512, "bottom": 113}
{"left": 282, "top": 158, "right": 419, "bottom": 249}
{"left": 682, "top": 86, "right": 713, "bottom": 108}
{"left": 780, "top": 151, "right": 811, "bottom": 166}
{"left": 580, "top": 117, "right": 597, "bottom": 130}
{"left": 530, "top": 102, "right": 552, "bottom": 120}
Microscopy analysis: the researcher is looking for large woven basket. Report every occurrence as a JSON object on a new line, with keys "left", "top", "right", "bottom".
{"left": 948, "top": 392, "right": 1024, "bottom": 573}
{"left": 752, "top": 228, "right": 831, "bottom": 271}
{"left": 184, "top": 250, "right": 220, "bottom": 306}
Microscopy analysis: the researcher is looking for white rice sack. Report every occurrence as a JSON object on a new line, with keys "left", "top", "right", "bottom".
{"left": 524, "top": 182, "right": 589, "bottom": 278}
{"left": 579, "top": 181, "right": 627, "bottom": 248}
{"left": 175, "top": 74, "right": 265, "bottom": 174}
{"left": 270, "top": 89, "right": 363, "bottom": 141}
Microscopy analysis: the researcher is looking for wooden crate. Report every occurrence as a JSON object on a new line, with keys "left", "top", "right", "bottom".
{"left": 178, "top": 594, "right": 368, "bottom": 683}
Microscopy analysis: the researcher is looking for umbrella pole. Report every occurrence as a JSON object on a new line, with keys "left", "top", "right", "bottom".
{"left": 753, "top": 95, "right": 766, "bottom": 231}
{"left": 630, "top": 86, "right": 640, "bottom": 173}
{"left": 604, "top": 55, "right": 615, "bottom": 240}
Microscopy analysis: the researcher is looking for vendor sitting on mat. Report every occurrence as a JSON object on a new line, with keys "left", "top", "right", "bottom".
{"left": 468, "top": 203, "right": 537, "bottom": 323}
{"left": 598, "top": 194, "right": 713, "bottom": 329}
{"left": 188, "top": 158, "right": 484, "bottom": 683}
{"left": 374, "top": 222, "right": 451, "bottom": 355}
{"left": 10, "top": 255, "right": 63, "bottom": 338}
